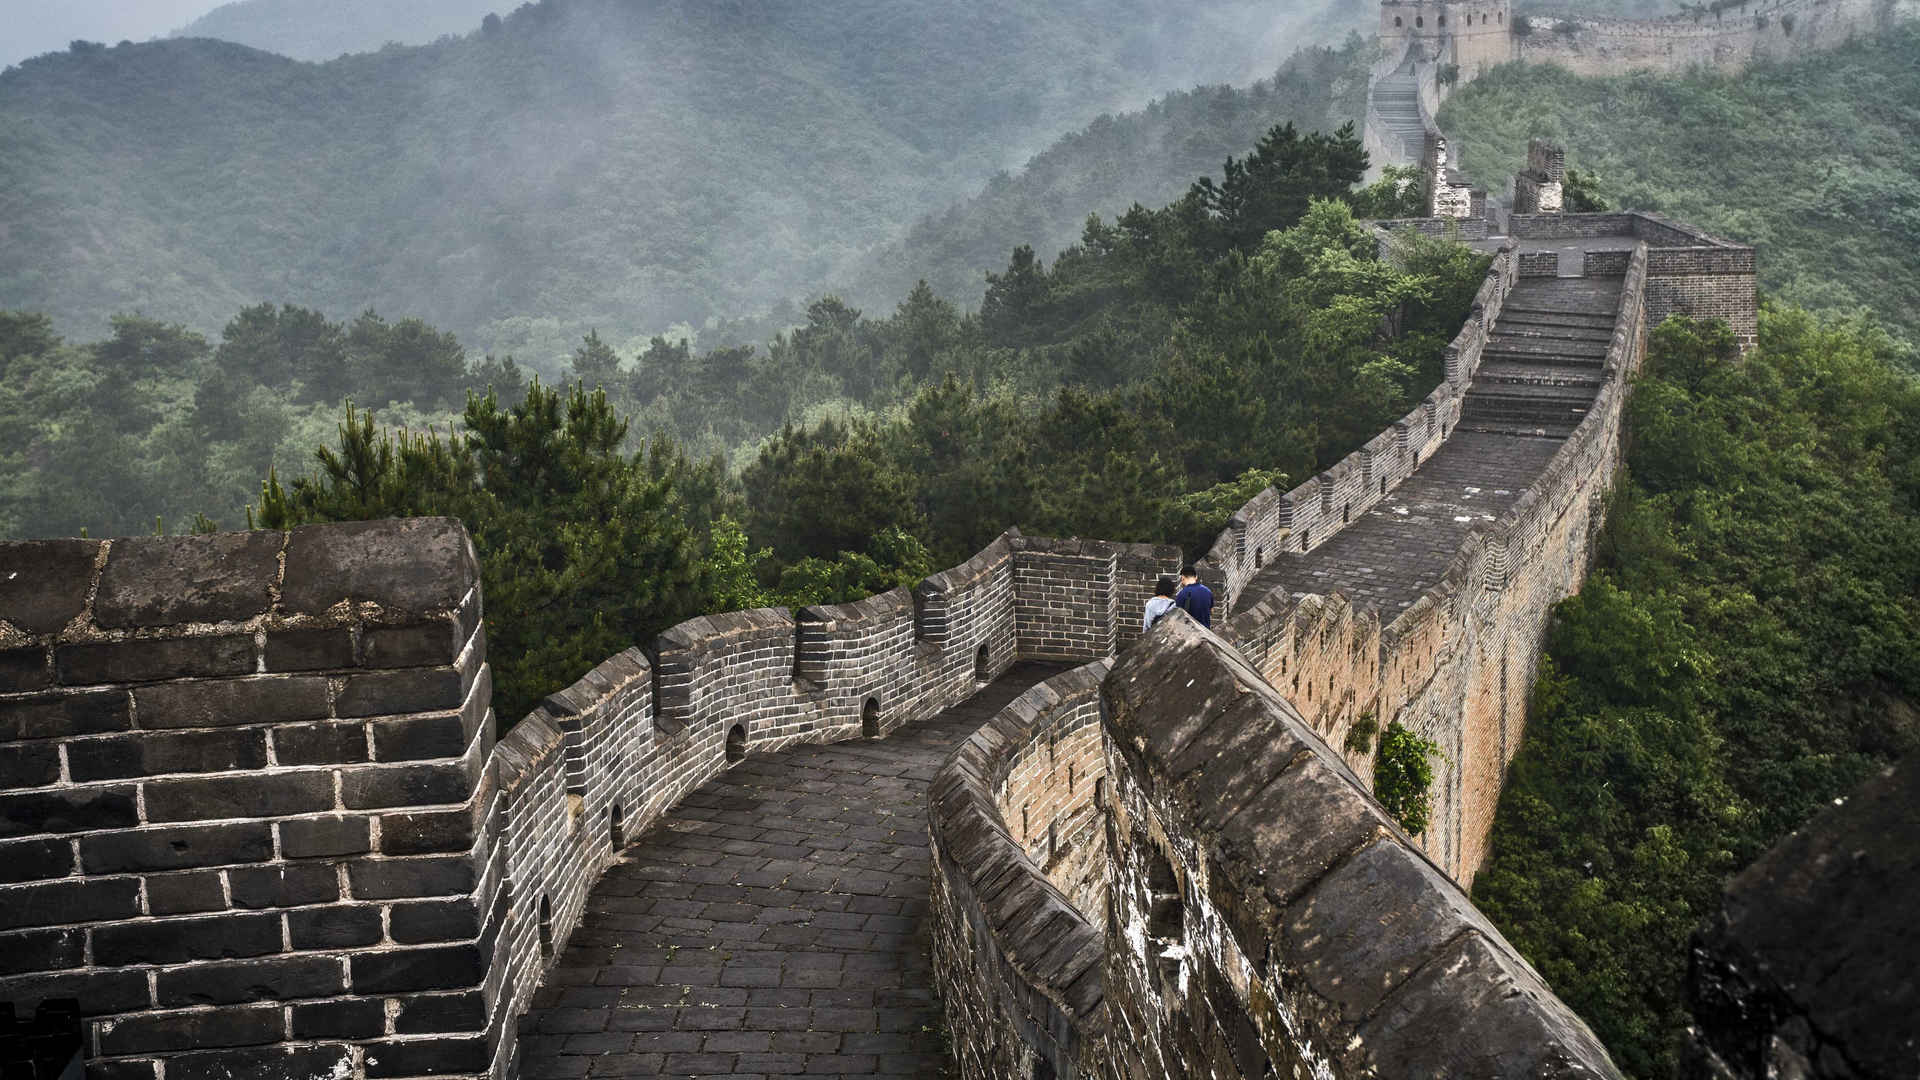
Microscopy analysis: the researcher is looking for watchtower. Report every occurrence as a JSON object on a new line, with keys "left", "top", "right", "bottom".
{"left": 1380, "top": 0, "right": 1514, "bottom": 79}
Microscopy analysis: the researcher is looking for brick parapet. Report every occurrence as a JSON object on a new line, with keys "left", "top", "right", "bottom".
{"left": 1208, "top": 246, "right": 1514, "bottom": 610}
{"left": 1097, "top": 616, "right": 1623, "bottom": 1078}
{"left": 0, "top": 517, "right": 499, "bottom": 1080}
{"left": 927, "top": 661, "right": 1111, "bottom": 1080}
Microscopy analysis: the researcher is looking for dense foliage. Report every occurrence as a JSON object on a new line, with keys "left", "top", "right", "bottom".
{"left": 1, "top": 0, "right": 1371, "bottom": 366}
{"left": 229, "top": 125, "right": 1483, "bottom": 724}
{"left": 1374, "top": 721, "right": 1440, "bottom": 834}
{"left": 1439, "top": 26, "right": 1920, "bottom": 353}
{"left": 1474, "top": 309, "right": 1920, "bottom": 1077}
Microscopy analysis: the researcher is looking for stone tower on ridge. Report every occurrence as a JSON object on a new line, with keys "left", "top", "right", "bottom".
{"left": 1380, "top": 0, "right": 1514, "bottom": 79}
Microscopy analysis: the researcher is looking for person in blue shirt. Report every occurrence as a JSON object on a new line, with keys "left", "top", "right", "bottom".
{"left": 1173, "top": 564, "right": 1214, "bottom": 629}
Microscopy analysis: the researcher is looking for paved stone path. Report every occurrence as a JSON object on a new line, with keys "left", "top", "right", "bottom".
{"left": 518, "top": 664, "right": 1064, "bottom": 1079}
{"left": 1244, "top": 276, "right": 1625, "bottom": 622}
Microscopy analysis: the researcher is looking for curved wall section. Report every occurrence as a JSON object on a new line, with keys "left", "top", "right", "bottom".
{"left": 928, "top": 662, "right": 1112, "bottom": 1080}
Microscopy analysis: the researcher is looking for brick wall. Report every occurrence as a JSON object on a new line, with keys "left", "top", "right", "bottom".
{"left": 1097, "top": 619, "right": 1623, "bottom": 1078}
{"left": 0, "top": 519, "right": 496, "bottom": 1080}
{"left": 927, "top": 662, "right": 1111, "bottom": 1080}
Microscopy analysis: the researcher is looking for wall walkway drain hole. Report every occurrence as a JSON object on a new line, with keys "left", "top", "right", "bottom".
{"left": 862, "top": 698, "right": 881, "bottom": 739}
{"left": 726, "top": 724, "right": 747, "bottom": 763}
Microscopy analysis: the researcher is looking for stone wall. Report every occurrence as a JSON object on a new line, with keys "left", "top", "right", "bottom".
{"left": 2, "top": 516, "right": 1169, "bottom": 1078}
{"left": 1511, "top": 211, "right": 1758, "bottom": 347}
{"left": 1516, "top": 0, "right": 1896, "bottom": 78}
{"left": 1099, "top": 617, "right": 1622, "bottom": 1078}
{"left": 0, "top": 519, "right": 498, "bottom": 1080}
{"left": 927, "top": 663, "right": 1111, "bottom": 1080}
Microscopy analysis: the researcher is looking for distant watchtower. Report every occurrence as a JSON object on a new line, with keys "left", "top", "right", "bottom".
{"left": 1380, "top": 0, "right": 1513, "bottom": 80}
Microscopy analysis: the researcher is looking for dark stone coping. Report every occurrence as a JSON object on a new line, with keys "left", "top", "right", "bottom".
{"left": 653, "top": 606, "right": 794, "bottom": 651}
{"left": 491, "top": 714, "right": 565, "bottom": 796}
{"left": 918, "top": 532, "right": 1016, "bottom": 596}
{"left": 795, "top": 586, "right": 915, "bottom": 628}
{"left": 0, "top": 518, "right": 478, "bottom": 642}
{"left": 929, "top": 661, "right": 1112, "bottom": 1030}
{"left": 537, "top": 647, "right": 649, "bottom": 720}
{"left": 1689, "top": 753, "right": 1920, "bottom": 1079}
{"left": 1105, "top": 617, "right": 1623, "bottom": 1077}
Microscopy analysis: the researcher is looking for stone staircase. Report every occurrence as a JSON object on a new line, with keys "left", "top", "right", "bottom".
{"left": 1371, "top": 65, "right": 1426, "bottom": 167}
{"left": 1459, "top": 277, "right": 1623, "bottom": 439}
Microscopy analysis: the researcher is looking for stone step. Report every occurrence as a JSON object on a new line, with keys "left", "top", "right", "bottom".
{"left": 1500, "top": 303, "right": 1620, "bottom": 324}
{"left": 1486, "top": 335, "right": 1610, "bottom": 360}
{"left": 1454, "top": 420, "right": 1577, "bottom": 440}
{"left": 1481, "top": 348, "right": 1605, "bottom": 371}
{"left": 1492, "top": 314, "right": 1617, "bottom": 337}
{"left": 1474, "top": 361, "right": 1606, "bottom": 389}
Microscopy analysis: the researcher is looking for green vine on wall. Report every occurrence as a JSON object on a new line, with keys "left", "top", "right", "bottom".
{"left": 1374, "top": 721, "right": 1440, "bottom": 834}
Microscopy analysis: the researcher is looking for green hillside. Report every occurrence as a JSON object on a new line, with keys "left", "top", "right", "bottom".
{"left": 173, "top": 0, "right": 507, "bottom": 60}
{"left": 1438, "top": 27, "right": 1920, "bottom": 350}
{"left": 0, "top": 0, "right": 1372, "bottom": 367}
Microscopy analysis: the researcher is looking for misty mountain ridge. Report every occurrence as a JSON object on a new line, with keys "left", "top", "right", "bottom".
{"left": 172, "top": 0, "right": 510, "bottom": 61}
{"left": 2, "top": 0, "right": 1371, "bottom": 370}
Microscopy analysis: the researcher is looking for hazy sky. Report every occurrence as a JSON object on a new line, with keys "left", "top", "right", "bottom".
{"left": 1, "top": 0, "right": 219, "bottom": 69}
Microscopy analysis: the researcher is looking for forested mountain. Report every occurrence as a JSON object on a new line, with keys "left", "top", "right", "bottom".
{"left": 1439, "top": 26, "right": 1920, "bottom": 351}
{"left": 173, "top": 0, "right": 506, "bottom": 60}
{"left": 0, "top": 0, "right": 1373, "bottom": 368}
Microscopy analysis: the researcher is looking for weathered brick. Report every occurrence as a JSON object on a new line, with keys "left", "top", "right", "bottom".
{"left": 287, "top": 905, "right": 383, "bottom": 950}
{"left": 0, "top": 877, "right": 140, "bottom": 930}
{"left": 362, "top": 1034, "right": 489, "bottom": 1076}
{"left": 348, "top": 856, "right": 475, "bottom": 901}
{"left": 290, "top": 998, "right": 385, "bottom": 1040}
{"left": 0, "top": 837, "right": 74, "bottom": 883}
{"left": 340, "top": 759, "right": 475, "bottom": 810}
{"left": 393, "top": 990, "right": 487, "bottom": 1034}
{"left": 0, "top": 927, "right": 84, "bottom": 975}
{"left": 156, "top": 955, "right": 346, "bottom": 1006}
{"left": 0, "top": 967, "right": 149, "bottom": 1015}
{"left": 362, "top": 616, "right": 463, "bottom": 669}
{"left": 0, "top": 646, "right": 52, "bottom": 693}
{"left": 91, "top": 531, "right": 281, "bottom": 628}
{"left": 0, "top": 741, "right": 59, "bottom": 787}
{"left": 0, "top": 538, "right": 100, "bottom": 635}
{"left": 334, "top": 667, "right": 464, "bottom": 718}
{"left": 278, "top": 814, "right": 371, "bottom": 859}
{"left": 349, "top": 942, "right": 485, "bottom": 993}
{"left": 227, "top": 863, "right": 339, "bottom": 909}
{"left": 388, "top": 898, "right": 479, "bottom": 944}
{"left": 133, "top": 675, "right": 329, "bottom": 730}
{"left": 0, "top": 785, "right": 138, "bottom": 838}
{"left": 91, "top": 912, "right": 282, "bottom": 966}
{"left": 96, "top": 1003, "right": 285, "bottom": 1054}
{"left": 0, "top": 689, "right": 130, "bottom": 742}
{"left": 55, "top": 635, "right": 253, "bottom": 686}
{"left": 67, "top": 728, "right": 268, "bottom": 781}
{"left": 142, "top": 771, "right": 333, "bottom": 823}
{"left": 165, "top": 1044, "right": 354, "bottom": 1080}
{"left": 263, "top": 627, "right": 355, "bottom": 672}
{"left": 369, "top": 709, "right": 471, "bottom": 762}
{"left": 80, "top": 822, "right": 272, "bottom": 874}
{"left": 377, "top": 803, "right": 480, "bottom": 856}
{"left": 281, "top": 518, "right": 475, "bottom": 617}
{"left": 144, "top": 870, "right": 226, "bottom": 915}
{"left": 271, "top": 721, "right": 367, "bottom": 765}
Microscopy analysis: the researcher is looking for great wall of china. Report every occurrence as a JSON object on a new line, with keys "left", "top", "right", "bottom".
{"left": 1, "top": 2, "right": 1834, "bottom": 1075}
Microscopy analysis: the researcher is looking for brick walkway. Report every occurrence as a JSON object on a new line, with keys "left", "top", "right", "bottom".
{"left": 517, "top": 664, "right": 1064, "bottom": 1079}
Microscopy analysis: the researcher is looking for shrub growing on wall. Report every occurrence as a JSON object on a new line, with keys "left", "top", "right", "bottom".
{"left": 1374, "top": 721, "right": 1440, "bottom": 834}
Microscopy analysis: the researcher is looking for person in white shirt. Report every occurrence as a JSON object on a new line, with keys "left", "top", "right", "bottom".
{"left": 1142, "top": 575, "right": 1179, "bottom": 633}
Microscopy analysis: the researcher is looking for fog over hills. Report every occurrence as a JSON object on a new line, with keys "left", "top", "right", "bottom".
{"left": 172, "top": 0, "right": 508, "bottom": 60}
{"left": 1, "top": 0, "right": 1371, "bottom": 368}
